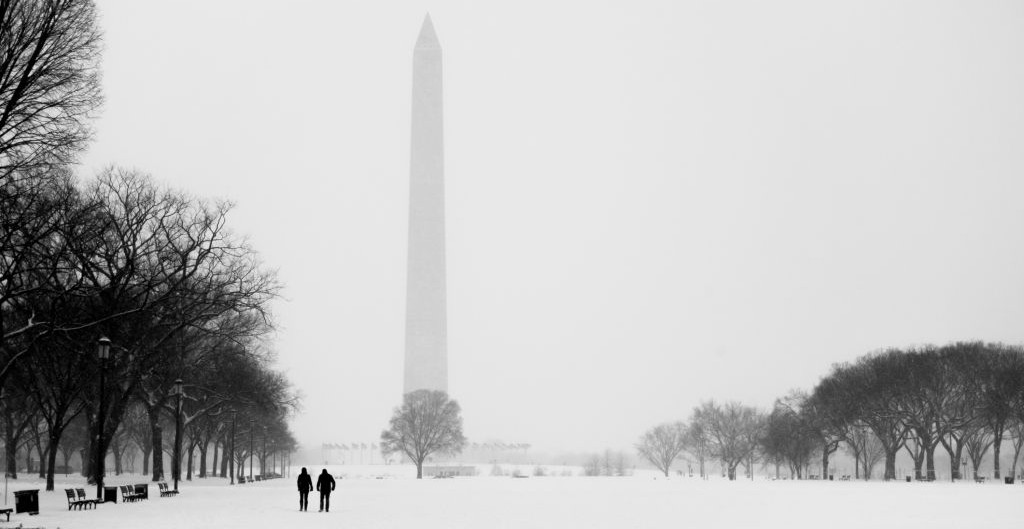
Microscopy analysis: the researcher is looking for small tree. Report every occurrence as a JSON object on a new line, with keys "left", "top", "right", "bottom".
{"left": 583, "top": 454, "right": 602, "bottom": 476}
{"left": 380, "top": 390, "right": 466, "bottom": 479}
{"left": 692, "top": 400, "right": 764, "bottom": 480}
{"left": 636, "top": 422, "right": 687, "bottom": 477}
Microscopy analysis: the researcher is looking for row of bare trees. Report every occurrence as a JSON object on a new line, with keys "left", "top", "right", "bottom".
{"left": 638, "top": 342, "right": 1024, "bottom": 482}
{"left": 636, "top": 401, "right": 763, "bottom": 480}
{"left": 0, "top": 0, "right": 298, "bottom": 493}
{"left": 810, "top": 342, "right": 1024, "bottom": 481}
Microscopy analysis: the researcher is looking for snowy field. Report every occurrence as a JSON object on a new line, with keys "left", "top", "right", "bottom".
{"left": 1, "top": 466, "right": 1021, "bottom": 529}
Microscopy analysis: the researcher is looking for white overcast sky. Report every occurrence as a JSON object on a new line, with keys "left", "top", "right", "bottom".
{"left": 82, "top": 1, "right": 1024, "bottom": 453}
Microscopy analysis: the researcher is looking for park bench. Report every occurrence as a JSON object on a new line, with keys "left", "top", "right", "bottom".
{"left": 0, "top": 508, "right": 11, "bottom": 521}
{"left": 76, "top": 488, "right": 99, "bottom": 508}
{"left": 974, "top": 476, "right": 987, "bottom": 483}
{"left": 65, "top": 489, "right": 92, "bottom": 510}
{"left": 158, "top": 482, "right": 179, "bottom": 497}
{"left": 120, "top": 485, "right": 143, "bottom": 502}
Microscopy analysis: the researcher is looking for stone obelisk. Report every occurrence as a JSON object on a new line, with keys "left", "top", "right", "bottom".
{"left": 404, "top": 15, "right": 447, "bottom": 394}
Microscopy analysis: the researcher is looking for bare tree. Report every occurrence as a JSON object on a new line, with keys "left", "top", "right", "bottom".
{"left": 1, "top": 383, "right": 35, "bottom": 478}
{"left": 1008, "top": 420, "right": 1024, "bottom": 479}
{"left": 760, "top": 394, "right": 816, "bottom": 479}
{"left": 380, "top": 390, "right": 466, "bottom": 479}
{"left": 692, "top": 401, "right": 764, "bottom": 480}
{"left": 0, "top": 0, "right": 102, "bottom": 180}
{"left": 963, "top": 425, "right": 994, "bottom": 480}
{"left": 813, "top": 353, "right": 910, "bottom": 480}
{"left": 860, "top": 430, "right": 886, "bottom": 480}
{"left": 902, "top": 431, "right": 926, "bottom": 480}
{"left": 685, "top": 421, "right": 710, "bottom": 479}
{"left": 635, "top": 422, "right": 687, "bottom": 477}
{"left": 975, "top": 345, "right": 1024, "bottom": 479}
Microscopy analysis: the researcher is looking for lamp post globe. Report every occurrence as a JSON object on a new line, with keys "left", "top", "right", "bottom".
{"left": 97, "top": 336, "right": 110, "bottom": 359}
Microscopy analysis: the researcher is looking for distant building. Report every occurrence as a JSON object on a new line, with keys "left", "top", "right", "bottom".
{"left": 422, "top": 465, "right": 476, "bottom": 478}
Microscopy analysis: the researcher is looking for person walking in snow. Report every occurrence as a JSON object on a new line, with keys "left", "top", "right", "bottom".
{"left": 297, "top": 467, "right": 313, "bottom": 511}
{"left": 316, "top": 468, "right": 336, "bottom": 512}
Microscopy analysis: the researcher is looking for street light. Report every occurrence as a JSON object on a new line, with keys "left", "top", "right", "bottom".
{"left": 229, "top": 411, "right": 237, "bottom": 485}
{"left": 249, "top": 417, "right": 255, "bottom": 481}
{"left": 172, "top": 379, "right": 184, "bottom": 492}
{"left": 95, "top": 336, "right": 111, "bottom": 501}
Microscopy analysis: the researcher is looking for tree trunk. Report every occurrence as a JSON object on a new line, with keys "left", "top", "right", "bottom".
{"left": 142, "top": 444, "right": 151, "bottom": 476}
{"left": 220, "top": 441, "right": 229, "bottom": 478}
{"left": 416, "top": 460, "right": 423, "bottom": 479}
{"left": 149, "top": 410, "right": 164, "bottom": 482}
{"left": 112, "top": 439, "right": 123, "bottom": 475}
{"left": 821, "top": 443, "right": 830, "bottom": 479}
{"left": 35, "top": 436, "right": 46, "bottom": 478}
{"left": 199, "top": 443, "right": 208, "bottom": 478}
{"left": 4, "top": 427, "right": 17, "bottom": 479}
{"left": 79, "top": 448, "right": 89, "bottom": 478}
{"left": 992, "top": 425, "right": 1004, "bottom": 479}
{"left": 883, "top": 449, "right": 897, "bottom": 481}
{"left": 187, "top": 445, "right": 194, "bottom": 480}
{"left": 45, "top": 433, "right": 60, "bottom": 491}
{"left": 925, "top": 443, "right": 937, "bottom": 481}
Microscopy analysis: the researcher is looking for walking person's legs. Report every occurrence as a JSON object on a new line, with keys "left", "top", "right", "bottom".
{"left": 325, "top": 492, "right": 331, "bottom": 512}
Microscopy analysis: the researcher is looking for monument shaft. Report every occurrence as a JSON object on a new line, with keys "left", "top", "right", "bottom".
{"left": 404, "top": 16, "right": 447, "bottom": 394}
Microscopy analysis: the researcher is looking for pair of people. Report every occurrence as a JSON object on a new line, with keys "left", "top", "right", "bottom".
{"left": 296, "top": 467, "right": 336, "bottom": 512}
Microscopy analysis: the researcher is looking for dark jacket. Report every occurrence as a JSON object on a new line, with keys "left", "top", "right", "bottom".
{"left": 316, "top": 471, "right": 336, "bottom": 493}
{"left": 297, "top": 472, "right": 313, "bottom": 492}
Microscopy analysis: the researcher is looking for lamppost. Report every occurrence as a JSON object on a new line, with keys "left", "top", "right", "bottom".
{"left": 172, "top": 379, "right": 184, "bottom": 492}
{"left": 95, "top": 336, "right": 111, "bottom": 501}
{"left": 229, "top": 411, "right": 236, "bottom": 485}
{"left": 249, "top": 418, "right": 254, "bottom": 481}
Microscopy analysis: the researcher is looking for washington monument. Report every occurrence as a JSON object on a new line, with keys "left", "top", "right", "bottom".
{"left": 404, "top": 15, "right": 447, "bottom": 394}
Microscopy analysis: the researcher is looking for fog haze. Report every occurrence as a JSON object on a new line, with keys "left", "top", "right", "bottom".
{"left": 81, "top": 1, "right": 1024, "bottom": 453}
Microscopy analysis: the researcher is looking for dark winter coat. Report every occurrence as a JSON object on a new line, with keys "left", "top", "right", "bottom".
{"left": 297, "top": 472, "right": 313, "bottom": 492}
{"left": 316, "top": 471, "right": 336, "bottom": 493}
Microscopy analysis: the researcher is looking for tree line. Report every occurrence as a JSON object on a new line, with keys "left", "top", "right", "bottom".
{"left": 0, "top": 0, "right": 298, "bottom": 491}
{"left": 637, "top": 342, "right": 1024, "bottom": 482}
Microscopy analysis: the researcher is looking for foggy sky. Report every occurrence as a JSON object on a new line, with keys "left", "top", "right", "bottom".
{"left": 81, "top": 1, "right": 1024, "bottom": 453}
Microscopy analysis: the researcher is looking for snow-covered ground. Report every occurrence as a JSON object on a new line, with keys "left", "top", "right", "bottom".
{"left": 1, "top": 466, "right": 1019, "bottom": 529}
